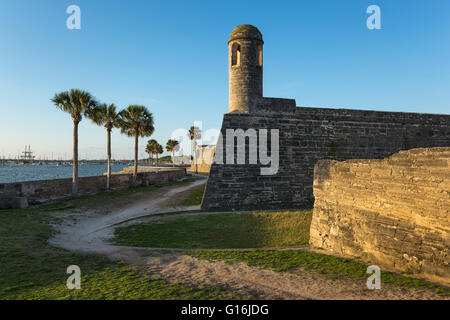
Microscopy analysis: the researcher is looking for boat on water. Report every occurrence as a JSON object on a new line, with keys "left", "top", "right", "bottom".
{"left": 20, "top": 145, "right": 36, "bottom": 164}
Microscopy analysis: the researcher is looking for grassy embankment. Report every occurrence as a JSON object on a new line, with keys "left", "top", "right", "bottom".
{"left": 181, "top": 184, "right": 206, "bottom": 206}
{"left": 114, "top": 205, "right": 449, "bottom": 296}
{"left": 114, "top": 210, "right": 312, "bottom": 249}
{"left": 0, "top": 178, "right": 248, "bottom": 300}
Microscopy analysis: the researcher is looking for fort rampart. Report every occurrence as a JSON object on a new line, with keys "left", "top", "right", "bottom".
{"left": 310, "top": 147, "right": 449, "bottom": 285}
{"left": 202, "top": 108, "right": 450, "bottom": 211}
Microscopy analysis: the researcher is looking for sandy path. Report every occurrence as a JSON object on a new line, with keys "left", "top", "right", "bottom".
{"left": 49, "top": 177, "right": 206, "bottom": 259}
{"left": 145, "top": 254, "right": 445, "bottom": 300}
{"left": 49, "top": 177, "right": 447, "bottom": 300}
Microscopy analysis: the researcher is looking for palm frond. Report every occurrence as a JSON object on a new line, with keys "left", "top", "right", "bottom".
{"left": 187, "top": 126, "right": 202, "bottom": 140}
{"left": 166, "top": 139, "right": 180, "bottom": 152}
{"left": 51, "top": 89, "right": 98, "bottom": 123}
{"left": 119, "top": 105, "right": 154, "bottom": 138}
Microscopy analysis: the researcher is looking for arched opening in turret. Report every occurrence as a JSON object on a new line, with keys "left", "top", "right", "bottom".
{"left": 257, "top": 44, "right": 262, "bottom": 67}
{"left": 231, "top": 43, "right": 241, "bottom": 66}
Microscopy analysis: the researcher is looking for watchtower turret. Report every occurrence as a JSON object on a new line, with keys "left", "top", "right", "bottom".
{"left": 228, "top": 24, "right": 263, "bottom": 113}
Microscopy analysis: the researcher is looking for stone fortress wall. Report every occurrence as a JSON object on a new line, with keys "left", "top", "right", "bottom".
{"left": 201, "top": 25, "right": 450, "bottom": 211}
{"left": 310, "top": 148, "right": 450, "bottom": 285}
{"left": 189, "top": 145, "right": 216, "bottom": 174}
{"left": 202, "top": 107, "right": 450, "bottom": 211}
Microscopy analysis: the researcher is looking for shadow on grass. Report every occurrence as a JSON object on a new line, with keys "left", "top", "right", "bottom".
{"left": 187, "top": 250, "right": 450, "bottom": 296}
{"left": 113, "top": 211, "right": 313, "bottom": 249}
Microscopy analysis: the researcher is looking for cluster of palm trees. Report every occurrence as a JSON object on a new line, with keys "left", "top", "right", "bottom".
{"left": 145, "top": 139, "right": 163, "bottom": 165}
{"left": 51, "top": 88, "right": 180, "bottom": 195}
{"left": 145, "top": 139, "right": 181, "bottom": 166}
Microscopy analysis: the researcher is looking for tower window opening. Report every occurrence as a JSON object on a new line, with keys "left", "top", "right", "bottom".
{"left": 257, "top": 44, "right": 262, "bottom": 67}
{"left": 232, "top": 43, "right": 241, "bottom": 66}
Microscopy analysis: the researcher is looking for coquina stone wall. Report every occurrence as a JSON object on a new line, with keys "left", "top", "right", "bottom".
{"left": 0, "top": 168, "right": 186, "bottom": 209}
{"left": 310, "top": 147, "right": 449, "bottom": 285}
{"left": 201, "top": 107, "right": 450, "bottom": 211}
{"left": 190, "top": 145, "right": 216, "bottom": 174}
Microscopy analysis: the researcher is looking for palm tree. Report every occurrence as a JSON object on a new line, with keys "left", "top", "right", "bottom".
{"left": 145, "top": 144, "right": 152, "bottom": 164}
{"left": 187, "top": 126, "right": 201, "bottom": 173}
{"left": 146, "top": 139, "right": 163, "bottom": 165}
{"left": 86, "top": 103, "right": 121, "bottom": 189}
{"left": 146, "top": 139, "right": 158, "bottom": 165}
{"left": 51, "top": 89, "right": 97, "bottom": 195}
{"left": 166, "top": 139, "right": 180, "bottom": 166}
{"left": 119, "top": 105, "right": 154, "bottom": 181}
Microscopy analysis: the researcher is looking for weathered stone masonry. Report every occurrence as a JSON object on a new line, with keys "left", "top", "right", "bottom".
{"left": 201, "top": 24, "right": 450, "bottom": 211}
{"left": 310, "top": 148, "right": 450, "bottom": 285}
{"left": 202, "top": 107, "right": 450, "bottom": 211}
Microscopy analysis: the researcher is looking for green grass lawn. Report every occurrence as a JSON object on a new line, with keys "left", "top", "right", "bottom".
{"left": 182, "top": 184, "right": 206, "bottom": 206}
{"left": 0, "top": 181, "right": 249, "bottom": 300}
{"left": 113, "top": 210, "right": 313, "bottom": 249}
{"left": 3, "top": 178, "right": 448, "bottom": 299}
{"left": 187, "top": 250, "right": 450, "bottom": 296}
{"left": 112, "top": 207, "right": 448, "bottom": 296}
{"left": 164, "top": 182, "right": 206, "bottom": 207}
{"left": 56, "top": 177, "right": 199, "bottom": 214}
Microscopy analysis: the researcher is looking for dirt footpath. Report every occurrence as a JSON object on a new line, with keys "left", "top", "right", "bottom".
{"left": 49, "top": 177, "right": 447, "bottom": 300}
{"left": 49, "top": 177, "right": 206, "bottom": 257}
{"left": 145, "top": 254, "right": 445, "bottom": 300}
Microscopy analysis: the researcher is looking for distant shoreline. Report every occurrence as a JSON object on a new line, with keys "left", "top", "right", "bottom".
{"left": 0, "top": 163, "right": 128, "bottom": 184}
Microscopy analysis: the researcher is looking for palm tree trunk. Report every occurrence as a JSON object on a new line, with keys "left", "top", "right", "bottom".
{"left": 156, "top": 154, "right": 159, "bottom": 166}
{"left": 72, "top": 121, "right": 79, "bottom": 195}
{"left": 172, "top": 151, "right": 175, "bottom": 167}
{"left": 192, "top": 141, "right": 194, "bottom": 171}
{"left": 194, "top": 141, "right": 198, "bottom": 174}
{"left": 133, "top": 134, "right": 138, "bottom": 182}
{"left": 106, "top": 128, "right": 112, "bottom": 190}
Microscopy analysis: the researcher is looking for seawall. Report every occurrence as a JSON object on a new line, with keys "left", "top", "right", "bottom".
{"left": 0, "top": 168, "right": 186, "bottom": 209}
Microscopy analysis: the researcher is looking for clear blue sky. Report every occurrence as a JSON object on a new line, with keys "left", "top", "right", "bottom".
{"left": 1, "top": 0, "right": 449, "bottom": 160}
